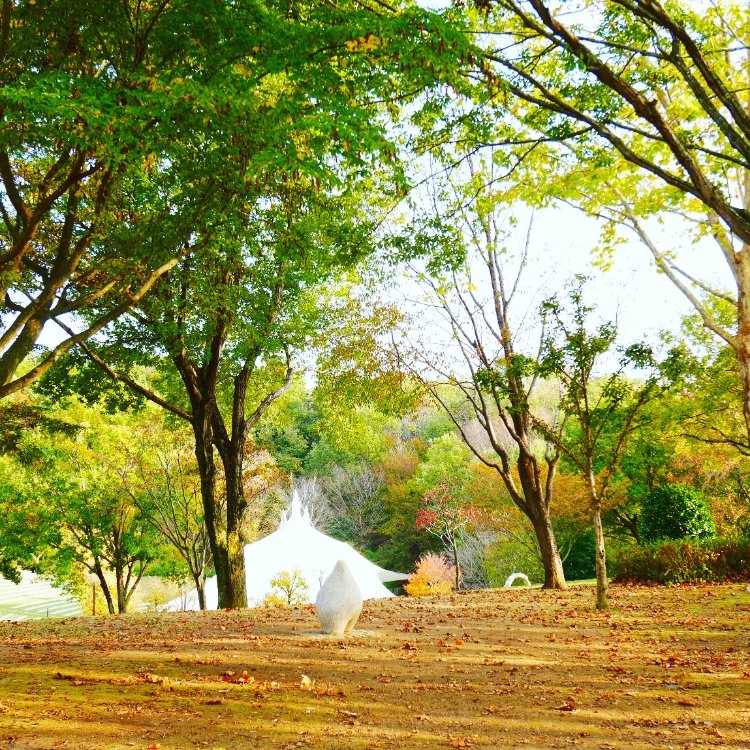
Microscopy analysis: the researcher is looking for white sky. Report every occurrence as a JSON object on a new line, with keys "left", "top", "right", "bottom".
{"left": 392, "top": 199, "right": 719, "bottom": 370}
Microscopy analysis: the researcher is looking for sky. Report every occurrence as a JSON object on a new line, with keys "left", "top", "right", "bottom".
{"left": 392, "top": 198, "right": 720, "bottom": 379}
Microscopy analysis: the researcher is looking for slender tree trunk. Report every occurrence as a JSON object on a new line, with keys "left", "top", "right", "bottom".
{"left": 592, "top": 504, "right": 609, "bottom": 611}
{"left": 193, "top": 573, "right": 207, "bottom": 611}
{"left": 194, "top": 458, "right": 245, "bottom": 609}
{"left": 226, "top": 535, "right": 248, "bottom": 609}
{"left": 515, "top": 453, "right": 566, "bottom": 588}
{"left": 450, "top": 532, "right": 461, "bottom": 591}
{"left": 584, "top": 464, "right": 609, "bottom": 610}
{"left": 190, "top": 405, "right": 233, "bottom": 608}
{"left": 212, "top": 546, "right": 231, "bottom": 608}
{"left": 219, "top": 445, "right": 248, "bottom": 608}
{"left": 97, "top": 573, "right": 116, "bottom": 615}
{"left": 114, "top": 556, "right": 128, "bottom": 614}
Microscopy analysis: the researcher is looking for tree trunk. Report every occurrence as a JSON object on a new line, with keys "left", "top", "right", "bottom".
{"left": 96, "top": 572, "right": 116, "bottom": 615}
{"left": 211, "top": 544, "right": 231, "bottom": 608}
{"left": 592, "top": 503, "right": 609, "bottom": 611}
{"left": 226, "top": 534, "right": 248, "bottom": 608}
{"left": 193, "top": 431, "right": 231, "bottom": 608}
{"left": 512, "top": 451, "right": 567, "bottom": 589}
{"left": 191, "top": 428, "right": 247, "bottom": 608}
{"left": 188, "top": 392, "right": 239, "bottom": 608}
{"left": 450, "top": 532, "right": 461, "bottom": 591}
{"left": 527, "top": 504, "right": 567, "bottom": 589}
{"left": 194, "top": 573, "right": 207, "bottom": 611}
{"left": 221, "top": 449, "right": 248, "bottom": 609}
{"left": 214, "top": 418, "right": 247, "bottom": 608}
{"left": 115, "top": 559, "right": 128, "bottom": 614}
{"left": 736, "top": 248, "right": 750, "bottom": 446}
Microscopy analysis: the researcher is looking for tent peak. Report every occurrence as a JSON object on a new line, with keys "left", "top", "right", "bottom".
{"left": 279, "top": 489, "right": 314, "bottom": 531}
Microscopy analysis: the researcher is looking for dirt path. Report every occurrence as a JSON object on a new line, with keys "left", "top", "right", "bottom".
{"left": 0, "top": 583, "right": 748, "bottom": 749}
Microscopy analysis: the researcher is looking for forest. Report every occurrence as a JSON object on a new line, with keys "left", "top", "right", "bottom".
{"left": 1, "top": 0, "right": 750, "bottom": 622}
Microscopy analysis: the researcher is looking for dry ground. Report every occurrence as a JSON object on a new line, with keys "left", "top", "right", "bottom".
{"left": 0, "top": 582, "right": 748, "bottom": 750}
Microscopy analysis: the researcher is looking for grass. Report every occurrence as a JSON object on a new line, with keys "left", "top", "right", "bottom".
{"left": 0, "top": 582, "right": 748, "bottom": 749}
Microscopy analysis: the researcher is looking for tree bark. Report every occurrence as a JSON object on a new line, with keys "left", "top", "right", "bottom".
{"left": 592, "top": 504, "right": 609, "bottom": 611}
{"left": 736, "top": 249, "right": 750, "bottom": 446}
{"left": 116, "top": 576, "right": 128, "bottom": 614}
{"left": 450, "top": 532, "right": 461, "bottom": 591}
{"left": 227, "top": 534, "right": 248, "bottom": 609}
{"left": 188, "top": 400, "right": 236, "bottom": 608}
{"left": 194, "top": 574, "right": 207, "bottom": 611}
{"left": 526, "top": 499, "right": 566, "bottom": 589}
{"left": 95, "top": 569, "right": 116, "bottom": 615}
{"left": 216, "top": 434, "right": 249, "bottom": 609}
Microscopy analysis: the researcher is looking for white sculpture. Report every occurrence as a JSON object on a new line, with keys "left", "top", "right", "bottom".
{"left": 316, "top": 560, "right": 363, "bottom": 635}
{"left": 504, "top": 572, "right": 531, "bottom": 588}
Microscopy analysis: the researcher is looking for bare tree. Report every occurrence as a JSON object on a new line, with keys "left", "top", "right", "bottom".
{"left": 290, "top": 476, "right": 334, "bottom": 531}
{"left": 123, "top": 445, "right": 212, "bottom": 611}
{"left": 400, "top": 160, "right": 567, "bottom": 588}
{"left": 324, "top": 465, "right": 387, "bottom": 549}
{"left": 456, "top": 530, "right": 497, "bottom": 589}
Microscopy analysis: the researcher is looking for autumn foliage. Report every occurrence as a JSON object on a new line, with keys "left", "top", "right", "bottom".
{"left": 404, "top": 553, "right": 456, "bottom": 596}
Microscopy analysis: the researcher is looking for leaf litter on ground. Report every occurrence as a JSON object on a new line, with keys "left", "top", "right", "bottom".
{"left": 0, "top": 583, "right": 748, "bottom": 749}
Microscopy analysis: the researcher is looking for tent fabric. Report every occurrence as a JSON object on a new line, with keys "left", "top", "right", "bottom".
{"left": 0, "top": 572, "right": 81, "bottom": 620}
{"left": 167, "top": 493, "right": 408, "bottom": 611}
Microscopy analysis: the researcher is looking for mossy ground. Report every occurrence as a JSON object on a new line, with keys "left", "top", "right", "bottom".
{"left": 0, "top": 582, "right": 748, "bottom": 749}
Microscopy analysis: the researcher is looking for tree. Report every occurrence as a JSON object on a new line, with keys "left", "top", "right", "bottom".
{"left": 416, "top": 480, "right": 478, "bottom": 590}
{"left": 45, "top": 189, "right": 372, "bottom": 609}
{"left": 324, "top": 465, "right": 387, "bottom": 550}
{"left": 49, "top": 471, "right": 156, "bottom": 615}
{"left": 34, "top": 0, "right": 480, "bottom": 610}
{"left": 1, "top": 0, "right": 477, "bottom": 400}
{"left": 263, "top": 568, "right": 309, "bottom": 607}
{"left": 0, "top": 396, "right": 161, "bottom": 613}
{"left": 536, "top": 277, "right": 683, "bottom": 609}
{"left": 404, "top": 553, "right": 456, "bottom": 596}
{"left": 398, "top": 161, "right": 568, "bottom": 589}
{"left": 122, "top": 440, "right": 212, "bottom": 611}
{"left": 253, "top": 378, "right": 320, "bottom": 475}
{"left": 375, "top": 443, "right": 433, "bottom": 572}
{"left": 468, "top": 0, "right": 750, "bottom": 446}
{"left": 0, "top": 0, "right": 257, "bottom": 394}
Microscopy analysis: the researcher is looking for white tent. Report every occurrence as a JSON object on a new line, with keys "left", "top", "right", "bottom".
{"left": 167, "top": 493, "right": 407, "bottom": 611}
{"left": 0, "top": 572, "right": 81, "bottom": 620}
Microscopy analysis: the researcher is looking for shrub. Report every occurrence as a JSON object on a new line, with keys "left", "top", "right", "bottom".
{"left": 563, "top": 531, "right": 596, "bottom": 581}
{"left": 404, "top": 553, "right": 455, "bottom": 596}
{"left": 639, "top": 484, "right": 716, "bottom": 543}
{"left": 611, "top": 537, "right": 750, "bottom": 584}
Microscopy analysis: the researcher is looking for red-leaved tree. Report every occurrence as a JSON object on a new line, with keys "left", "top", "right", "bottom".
{"left": 416, "top": 481, "right": 478, "bottom": 590}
